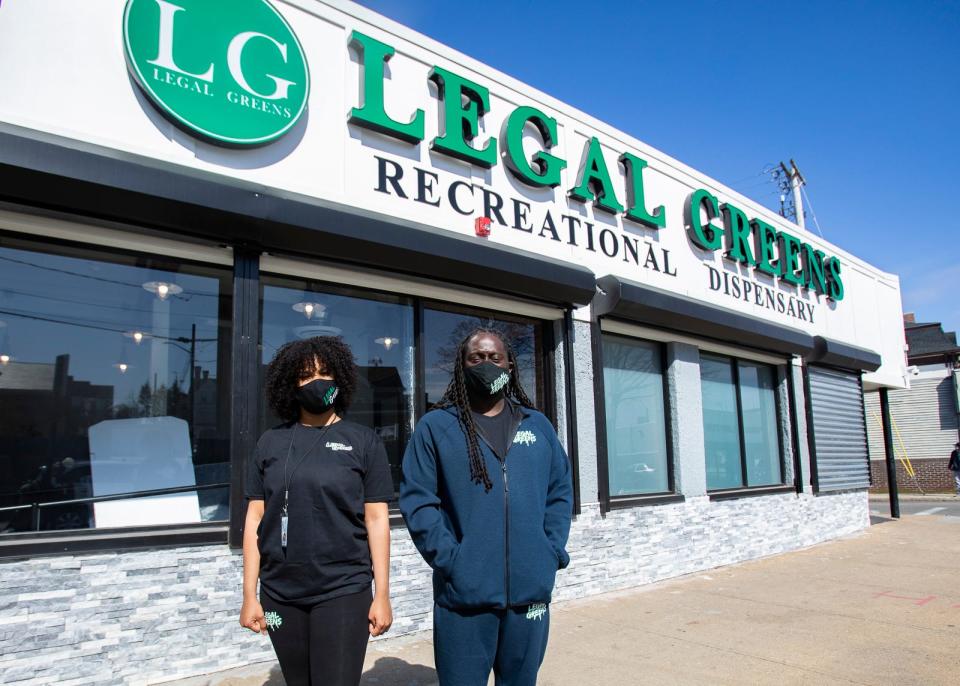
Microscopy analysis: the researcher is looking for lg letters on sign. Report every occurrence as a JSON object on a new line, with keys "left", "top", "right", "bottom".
{"left": 123, "top": 0, "right": 310, "bottom": 145}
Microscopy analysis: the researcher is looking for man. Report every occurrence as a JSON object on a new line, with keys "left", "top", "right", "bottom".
{"left": 400, "top": 328, "right": 573, "bottom": 686}
{"left": 949, "top": 442, "right": 960, "bottom": 496}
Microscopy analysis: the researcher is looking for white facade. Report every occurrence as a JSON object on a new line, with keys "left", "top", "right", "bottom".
{"left": 0, "top": 0, "right": 907, "bottom": 388}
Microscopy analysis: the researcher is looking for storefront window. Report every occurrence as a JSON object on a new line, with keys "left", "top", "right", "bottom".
{"left": 701, "top": 354, "right": 783, "bottom": 490}
{"left": 601, "top": 335, "right": 670, "bottom": 496}
{"left": 739, "top": 362, "right": 781, "bottom": 487}
{"left": 0, "top": 237, "right": 231, "bottom": 534}
{"left": 260, "top": 279, "right": 415, "bottom": 492}
{"left": 422, "top": 305, "right": 541, "bottom": 410}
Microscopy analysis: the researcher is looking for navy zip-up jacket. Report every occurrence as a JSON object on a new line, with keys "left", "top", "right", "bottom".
{"left": 399, "top": 403, "right": 573, "bottom": 610}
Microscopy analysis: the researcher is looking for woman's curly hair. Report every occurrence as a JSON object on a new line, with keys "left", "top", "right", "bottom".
{"left": 265, "top": 336, "right": 357, "bottom": 422}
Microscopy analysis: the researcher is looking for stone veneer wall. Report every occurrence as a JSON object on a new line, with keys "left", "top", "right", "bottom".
{"left": 1, "top": 318, "right": 874, "bottom": 684}
{"left": 0, "top": 490, "right": 868, "bottom": 685}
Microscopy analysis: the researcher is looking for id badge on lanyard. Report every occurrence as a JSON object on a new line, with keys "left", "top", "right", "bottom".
{"left": 281, "top": 489, "right": 290, "bottom": 549}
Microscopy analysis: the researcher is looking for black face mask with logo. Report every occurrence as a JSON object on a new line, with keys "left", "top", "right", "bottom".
{"left": 295, "top": 379, "right": 339, "bottom": 414}
{"left": 464, "top": 361, "right": 511, "bottom": 400}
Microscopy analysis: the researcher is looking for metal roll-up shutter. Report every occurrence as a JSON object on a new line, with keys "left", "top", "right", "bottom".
{"left": 807, "top": 366, "right": 870, "bottom": 491}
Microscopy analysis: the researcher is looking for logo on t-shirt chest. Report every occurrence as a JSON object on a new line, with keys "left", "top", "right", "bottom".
{"left": 325, "top": 442, "right": 353, "bottom": 452}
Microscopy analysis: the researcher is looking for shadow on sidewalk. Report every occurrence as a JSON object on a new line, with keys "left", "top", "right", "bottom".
{"left": 259, "top": 665, "right": 284, "bottom": 685}
{"left": 361, "top": 657, "right": 438, "bottom": 685}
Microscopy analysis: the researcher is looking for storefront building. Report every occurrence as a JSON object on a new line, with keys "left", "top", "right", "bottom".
{"left": 865, "top": 315, "right": 960, "bottom": 493}
{"left": 0, "top": 1, "right": 907, "bottom": 683}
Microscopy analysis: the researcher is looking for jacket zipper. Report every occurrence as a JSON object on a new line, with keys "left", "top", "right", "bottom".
{"left": 500, "top": 457, "right": 510, "bottom": 607}
{"left": 472, "top": 406, "right": 524, "bottom": 610}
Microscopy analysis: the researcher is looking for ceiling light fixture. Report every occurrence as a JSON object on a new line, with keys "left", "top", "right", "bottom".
{"left": 124, "top": 331, "right": 148, "bottom": 344}
{"left": 292, "top": 302, "right": 326, "bottom": 319}
{"left": 142, "top": 281, "right": 183, "bottom": 301}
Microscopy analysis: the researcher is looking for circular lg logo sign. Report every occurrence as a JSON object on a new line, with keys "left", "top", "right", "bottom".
{"left": 123, "top": 0, "right": 310, "bottom": 146}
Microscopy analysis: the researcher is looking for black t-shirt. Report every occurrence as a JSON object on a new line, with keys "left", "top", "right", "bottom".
{"left": 246, "top": 419, "right": 394, "bottom": 604}
{"left": 471, "top": 400, "right": 521, "bottom": 459}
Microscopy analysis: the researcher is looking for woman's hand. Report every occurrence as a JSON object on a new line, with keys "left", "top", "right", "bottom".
{"left": 240, "top": 597, "right": 266, "bottom": 634}
{"left": 368, "top": 594, "right": 393, "bottom": 637}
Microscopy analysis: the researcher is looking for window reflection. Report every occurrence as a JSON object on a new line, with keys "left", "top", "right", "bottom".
{"left": 701, "top": 354, "right": 783, "bottom": 490}
{"left": 0, "top": 238, "right": 230, "bottom": 534}
{"left": 739, "top": 363, "right": 782, "bottom": 486}
{"left": 261, "top": 280, "right": 415, "bottom": 492}
{"left": 602, "top": 335, "right": 669, "bottom": 496}
{"left": 701, "top": 355, "right": 743, "bottom": 490}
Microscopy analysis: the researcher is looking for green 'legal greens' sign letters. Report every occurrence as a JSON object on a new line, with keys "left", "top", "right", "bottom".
{"left": 123, "top": 0, "right": 309, "bottom": 146}
{"left": 346, "top": 31, "right": 845, "bottom": 302}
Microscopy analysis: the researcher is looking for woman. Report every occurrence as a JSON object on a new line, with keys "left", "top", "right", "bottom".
{"left": 400, "top": 328, "right": 573, "bottom": 686}
{"left": 240, "top": 336, "right": 393, "bottom": 686}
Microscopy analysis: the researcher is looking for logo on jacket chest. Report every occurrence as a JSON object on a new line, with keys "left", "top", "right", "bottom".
{"left": 325, "top": 442, "right": 353, "bottom": 451}
{"left": 513, "top": 430, "right": 537, "bottom": 446}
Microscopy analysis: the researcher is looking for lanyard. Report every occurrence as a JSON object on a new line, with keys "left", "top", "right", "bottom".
{"left": 280, "top": 421, "right": 333, "bottom": 548}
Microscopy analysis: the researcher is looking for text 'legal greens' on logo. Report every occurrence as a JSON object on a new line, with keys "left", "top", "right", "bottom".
{"left": 123, "top": 0, "right": 310, "bottom": 146}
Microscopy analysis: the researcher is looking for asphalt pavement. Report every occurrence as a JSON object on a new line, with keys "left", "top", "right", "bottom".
{"left": 162, "top": 513, "right": 959, "bottom": 686}
{"left": 870, "top": 494, "right": 960, "bottom": 519}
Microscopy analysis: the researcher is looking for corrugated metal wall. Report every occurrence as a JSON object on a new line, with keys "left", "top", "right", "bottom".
{"left": 807, "top": 366, "right": 870, "bottom": 491}
{"left": 864, "top": 375, "right": 959, "bottom": 462}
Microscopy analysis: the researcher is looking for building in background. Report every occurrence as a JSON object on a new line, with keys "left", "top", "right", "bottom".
{"left": 866, "top": 314, "right": 960, "bottom": 492}
{"left": 0, "top": 1, "right": 907, "bottom": 683}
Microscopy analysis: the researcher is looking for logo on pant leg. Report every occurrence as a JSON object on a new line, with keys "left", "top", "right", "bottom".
{"left": 526, "top": 603, "right": 547, "bottom": 620}
{"left": 264, "top": 611, "right": 283, "bottom": 631}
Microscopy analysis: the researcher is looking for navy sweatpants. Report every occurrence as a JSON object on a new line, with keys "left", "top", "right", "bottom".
{"left": 433, "top": 602, "right": 551, "bottom": 686}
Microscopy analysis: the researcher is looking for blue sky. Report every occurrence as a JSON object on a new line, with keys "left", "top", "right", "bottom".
{"left": 355, "top": 0, "right": 960, "bottom": 336}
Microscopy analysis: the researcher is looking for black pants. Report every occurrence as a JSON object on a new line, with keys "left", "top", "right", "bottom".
{"left": 260, "top": 588, "right": 371, "bottom": 686}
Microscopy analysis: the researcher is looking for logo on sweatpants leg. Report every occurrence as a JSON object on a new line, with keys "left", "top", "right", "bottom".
{"left": 526, "top": 603, "right": 547, "bottom": 620}
{"left": 264, "top": 611, "right": 283, "bottom": 631}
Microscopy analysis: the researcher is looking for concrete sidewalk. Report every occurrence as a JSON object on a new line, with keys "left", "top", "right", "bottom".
{"left": 164, "top": 515, "right": 959, "bottom": 686}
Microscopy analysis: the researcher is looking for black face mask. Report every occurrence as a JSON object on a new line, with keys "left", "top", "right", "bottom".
{"left": 464, "top": 361, "right": 511, "bottom": 400}
{"left": 295, "top": 379, "right": 339, "bottom": 414}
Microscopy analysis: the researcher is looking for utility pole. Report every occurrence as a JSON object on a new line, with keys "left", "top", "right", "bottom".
{"left": 780, "top": 160, "right": 806, "bottom": 229}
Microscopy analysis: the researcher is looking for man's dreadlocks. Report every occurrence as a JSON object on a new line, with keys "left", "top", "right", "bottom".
{"left": 435, "top": 328, "right": 536, "bottom": 491}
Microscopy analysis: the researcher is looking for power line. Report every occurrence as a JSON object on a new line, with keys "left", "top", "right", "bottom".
{"left": 0, "top": 254, "right": 218, "bottom": 300}
{"left": 0, "top": 287, "right": 214, "bottom": 318}
{"left": 0, "top": 308, "right": 217, "bottom": 342}
{"left": 800, "top": 184, "right": 825, "bottom": 238}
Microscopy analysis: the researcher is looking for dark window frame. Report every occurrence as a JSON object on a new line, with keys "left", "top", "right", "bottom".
{"left": 702, "top": 353, "right": 787, "bottom": 492}
{"left": 0, "top": 230, "right": 236, "bottom": 556}
{"left": 254, "top": 271, "right": 557, "bottom": 518}
{"left": 593, "top": 326, "right": 678, "bottom": 511}
{"left": 1, "top": 238, "right": 563, "bottom": 557}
